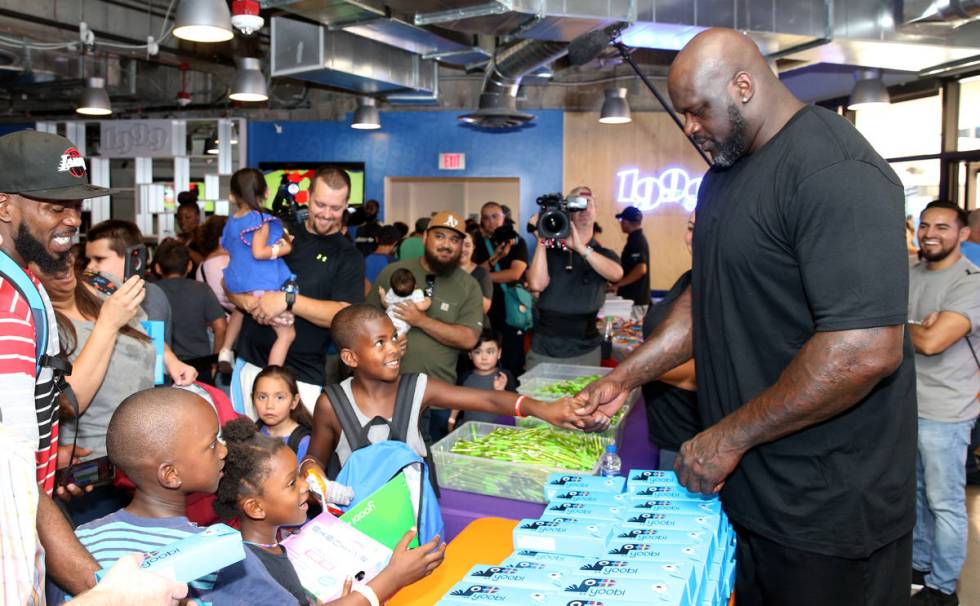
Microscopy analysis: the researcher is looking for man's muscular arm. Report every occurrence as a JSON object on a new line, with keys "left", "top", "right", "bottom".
{"left": 675, "top": 325, "right": 904, "bottom": 494}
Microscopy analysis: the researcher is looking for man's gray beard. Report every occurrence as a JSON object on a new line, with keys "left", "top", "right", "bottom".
{"left": 712, "top": 104, "right": 749, "bottom": 169}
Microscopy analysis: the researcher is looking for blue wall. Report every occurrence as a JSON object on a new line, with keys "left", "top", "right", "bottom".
{"left": 247, "top": 110, "right": 564, "bottom": 227}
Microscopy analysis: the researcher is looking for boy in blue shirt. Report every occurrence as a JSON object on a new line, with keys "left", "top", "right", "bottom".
{"left": 62, "top": 388, "right": 296, "bottom": 605}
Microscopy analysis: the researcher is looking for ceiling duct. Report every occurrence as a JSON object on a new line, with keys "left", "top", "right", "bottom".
{"left": 460, "top": 38, "right": 567, "bottom": 128}
{"left": 270, "top": 16, "right": 436, "bottom": 95}
{"left": 901, "top": 0, "right": 980, "bottom": 24}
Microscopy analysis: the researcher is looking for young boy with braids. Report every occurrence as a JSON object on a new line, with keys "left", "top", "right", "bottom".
{"left": 214, "top": 417, "right": 445, "bottom": 605}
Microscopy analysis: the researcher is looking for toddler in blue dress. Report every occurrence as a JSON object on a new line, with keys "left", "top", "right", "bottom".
{"left": 218, "top": 168, "right": 295, "bottom": 370}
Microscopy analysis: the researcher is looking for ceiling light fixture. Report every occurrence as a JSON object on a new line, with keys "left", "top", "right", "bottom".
{"left": 351, "top": 97, "right": 381, "bottom": 130}
{"left": 229, "top": 58, "right": 268, "bottom": 102}
{"left": 599, "top": 87, "right": 631, "bottom": 124}
{"left": 76, "top": 77, "right": 112, "bottom": 116}
{"left": 173, "top": 0, "right": 234, "bottom": 43}
{"left": 847, "top": 69, "right": 890, "bottom": 111}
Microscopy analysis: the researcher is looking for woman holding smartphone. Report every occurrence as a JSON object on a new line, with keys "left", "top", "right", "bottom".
{"left": 35, "top": 254, "right": 195, "bottom": 523}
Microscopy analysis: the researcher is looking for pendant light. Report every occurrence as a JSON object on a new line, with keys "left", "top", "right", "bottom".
{"left": 229, "top": 57, "right": 268, "bottom": 102}
{"left": 599, "top": 88, "right": 631, "bottom": 124}
{"left": 173, "top": 0, "right": 234, "bottom": 43}
{"left": 76, "top": 77, "right": 112, "bottom": 116}
{"left": 351, "top": 97, "right": 381, "bottom": 130}
{"left": 848, "top": 69, "right": 890, "bottom": 111}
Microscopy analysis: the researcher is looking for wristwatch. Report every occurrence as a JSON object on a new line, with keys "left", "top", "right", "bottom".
{"left": 581, "top": 245, "right": 594, "bottom": 259}
{"left": 282, "top": 276, "right": 300, "bottom": 312}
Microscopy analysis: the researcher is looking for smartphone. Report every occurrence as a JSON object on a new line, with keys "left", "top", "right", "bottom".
{"left": 55, "top": 455, "right": 115, "bottom": 489}
{"left": 123, "top": 244, "right": 147, "bottom": 280}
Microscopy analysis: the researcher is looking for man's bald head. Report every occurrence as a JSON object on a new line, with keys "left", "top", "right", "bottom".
{"left": 668, "top": 28, "right": 798, "bottom": 167}
{"left": 106, "top": 387, "right": 213, "bottom": 483}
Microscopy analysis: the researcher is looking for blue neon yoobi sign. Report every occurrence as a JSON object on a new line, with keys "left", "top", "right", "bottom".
{"left": 616, "top": 167, "right": 702, "bottom": 212}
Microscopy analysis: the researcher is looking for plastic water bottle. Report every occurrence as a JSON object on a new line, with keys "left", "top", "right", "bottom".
{"left": 599, "top": 444, "right": 622, "bottom": 477}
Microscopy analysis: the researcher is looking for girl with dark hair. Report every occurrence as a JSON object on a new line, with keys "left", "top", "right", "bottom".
{"left": 214, "top": 418, "right": 446, "bottom": 606}
{"left": 252, "top": 365, "right": 314, "bottom": 460}
{"left": 194, "top": 214, "right": 233, "bottom": 313}
{"left": 218, "top": 168, "right": 295, "bottom": 373}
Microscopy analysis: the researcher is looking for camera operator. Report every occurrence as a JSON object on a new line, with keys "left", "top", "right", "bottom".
{"left": 526, "top": 186, "right": 623, "bottom": 369}
{"left": 473, "top": 201, "right": 529, "bottom": 375}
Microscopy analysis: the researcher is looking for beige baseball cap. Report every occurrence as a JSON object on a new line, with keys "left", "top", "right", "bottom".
{"left": 427, "top": 210, "right": 466, "bottom": 236}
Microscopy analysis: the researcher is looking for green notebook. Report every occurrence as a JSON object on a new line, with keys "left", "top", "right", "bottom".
{"left": 340, "top": 472, "right": 420, "bottom": 549}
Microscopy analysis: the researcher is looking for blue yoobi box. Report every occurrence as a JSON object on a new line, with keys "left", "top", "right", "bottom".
{"left": 627, "top": 470, "right": 685, "bottom": 489}
{"left": 611, "top": 528, "right": 717, "bottom": 563}
{"left": 513, "top": 517, "right": 614, "bottom": 555}
{"left": 560, "top": 574, "right": 693, "bottom": 606}
{"left": 575, "top": 558, "right": 698, "bottom": 602}
{"left": 439, "top": 582, "right": 554, "bottom": 604}
{"left": 548, "top": 490, "right": 631, "bottom": 506}
{"left": 96, "top": 523, "right": 245, "bottom": 584}
{"left": 461, "top": 563, "right": 568, "bottom": 591}
{"left": 628, "top": 484, "right": 718, "bottom": 504}
{"left": 601, "top": 539, "right": 712, "bottom": 600}
{"left": 621, "top": 509, "right": 727, "bottom": 546}
{"left": 541, "top": 501, "right": 629, "bottom": 522}
{"left": 508, "top": 550, "right": 586, "bottom": 568}
{"left": 544, "top": 473, "right": 627, "bottom": 500}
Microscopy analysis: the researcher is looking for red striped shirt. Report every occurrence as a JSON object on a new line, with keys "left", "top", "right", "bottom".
{"left": 0, "top": 271, "right": 60, "bottom": 496}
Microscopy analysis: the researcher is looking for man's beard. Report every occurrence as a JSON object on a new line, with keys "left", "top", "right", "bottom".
{"left": 425, "top": 247, "right": 461, "bottom": 276}
{"left": 14, "top": 223, "right": 70, "bottom": 274}
{"left": 711, "top": 104, "right": 749, "bottom": 168}
{"left": 921, "top": 244, "right": 956, "bottom": 263}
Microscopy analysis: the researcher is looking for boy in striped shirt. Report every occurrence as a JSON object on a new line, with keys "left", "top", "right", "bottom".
{"left": 60, "top": 387, "right": 295, "bottom": 605}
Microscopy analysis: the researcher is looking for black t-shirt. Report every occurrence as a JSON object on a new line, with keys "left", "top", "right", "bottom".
{"left": 641, "top": 270, "right": 699, "bottom": 451}
{"left": 619, "top": 230, "right": 651, "bottom": 305}
{"left": 473, "top": 233, "right": 529, "bottom": 329}
{"left": 245, "top": 544, "right": 306, "bottom": 605}
{"left": 692, "top": 105, "right": 916, "bottom": 558}
{"left": 532, "top": 239, "right": 620, "bottom": 358}
{"left": 354, "top": 220, "right": 381, "bottom": 256}
{"left": 237, "top": 221, "right": 364, "bottom": 385}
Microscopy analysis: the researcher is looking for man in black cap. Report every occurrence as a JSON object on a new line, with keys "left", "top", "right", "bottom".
{"left": 612, "top": 205, "right": 651, "bottom": 318}
{"left": 0, "top": 129, "right": 111, "bottom": 597}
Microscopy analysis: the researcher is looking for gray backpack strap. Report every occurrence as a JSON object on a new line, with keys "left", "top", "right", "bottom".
{"left": 389, "top": 373, "right": 420, "bottom": 443}
{"left": 324, "top": 383, "right": 370, "bottom": 452}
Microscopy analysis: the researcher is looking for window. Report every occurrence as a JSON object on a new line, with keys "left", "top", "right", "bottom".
{"left": 958, "top": 75, "right": 980, "bottom": 152}
{"left": 854, "top": 95, "right": 942, "bottom": 159}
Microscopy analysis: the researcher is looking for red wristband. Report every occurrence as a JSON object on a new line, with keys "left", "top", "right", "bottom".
{"left": 514, "top": 395, "right": 527, "bottom": 418}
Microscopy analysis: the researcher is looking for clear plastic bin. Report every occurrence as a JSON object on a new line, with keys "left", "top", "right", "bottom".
{"left": 516, "top": 363, "right": 611, "bottom": 401}
{"left": 431, "top": 421, "right": 612, "bottom": 503}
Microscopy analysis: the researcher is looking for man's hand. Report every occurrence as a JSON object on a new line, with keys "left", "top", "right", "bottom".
{"left": 253, "top": 291, "right": 287, "bottom": 324}
{"left": 55, "top": 445, "right": 95, "bottom": 502}
{"left": 395, "top": 332, "right": 408, "bottom": 356}
{"left": 226, "top": 292, "right": 259, "bottom": 315}
{"left": 81, "top": 553, "right": 190, "bottom": 606}
{"left": 392, "top": 300, "right": 427, "bottom": 328}
{"left": 565, "top": 219, "right": 586, "bottom": 255}
{"left": 574, "top": 376, "right": 630, "bottom": 424}
{"left": 674, "top": 425, "right": 745, "bottom": 495}
{"left": 166, "top": 358, "right": 198, "bottom": 386}
{"left": 490, "top": 240, "right": 513, "bottom": 266}
{"left": 536, "top": 397, "right": 610, "bottom": 432}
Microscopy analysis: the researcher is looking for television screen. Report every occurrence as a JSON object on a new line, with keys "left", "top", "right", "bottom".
{"left": 258, "top": 163, "right": 365, "bottom": 210}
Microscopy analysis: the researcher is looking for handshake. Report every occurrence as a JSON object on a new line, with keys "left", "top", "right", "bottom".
{"left": 536, "top": 376, "right": 631, "bottom": 433}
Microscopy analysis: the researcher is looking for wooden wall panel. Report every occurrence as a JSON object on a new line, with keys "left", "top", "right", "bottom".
{"left": 563, "top": 111, "right": 707, "bottom": 290}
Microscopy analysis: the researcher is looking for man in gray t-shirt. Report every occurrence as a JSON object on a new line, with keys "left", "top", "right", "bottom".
{"left": 907, "top": 202, "right": 980, "bottom": 605}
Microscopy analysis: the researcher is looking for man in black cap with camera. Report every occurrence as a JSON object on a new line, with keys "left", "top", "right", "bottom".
{"left": 0, "top": 129, "right": 109, "bottom": 598}
{"left": 612, "top": 205, "right": 651, "bottom": 319}
{"left": 526, "top": 186, "right": 623, "bottom": 369}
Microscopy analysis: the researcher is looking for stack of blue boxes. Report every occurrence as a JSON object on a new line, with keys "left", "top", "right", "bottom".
{"left": 436, "top": 470, "right": 736, "bottom": 606}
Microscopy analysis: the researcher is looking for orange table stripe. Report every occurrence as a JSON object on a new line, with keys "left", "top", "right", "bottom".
{"left": 388, "top": 517, "right": 517, "bottom": 605}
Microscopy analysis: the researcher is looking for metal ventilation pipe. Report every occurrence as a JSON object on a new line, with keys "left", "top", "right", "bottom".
{"left": 461, "top": 38, "right": 567, "bottom": 128}
{"left": 908, "top": 0, "right": 980, "bottom": 22}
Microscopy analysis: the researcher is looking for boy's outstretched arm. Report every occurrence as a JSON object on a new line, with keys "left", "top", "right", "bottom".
{"left": 422, "top": 378, "right": 601, "bottom": 431}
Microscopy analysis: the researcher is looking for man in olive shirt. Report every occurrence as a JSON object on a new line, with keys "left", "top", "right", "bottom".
{"left": 367, "top": 210, "right": 484, "bottom": 442}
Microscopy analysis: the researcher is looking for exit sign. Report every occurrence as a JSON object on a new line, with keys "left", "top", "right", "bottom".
{"left": 439, "top": 153, "right": 466, "bottom": 170}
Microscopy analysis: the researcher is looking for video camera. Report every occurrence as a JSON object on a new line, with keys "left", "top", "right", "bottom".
{"left": 270, "top": 173, "right": 308, "bottom": 224}
{"left": 490, "top": 220, "right": 519, "bottom": 247}
{"left": 535, "top": 192, "right": 588, "bottom": 240}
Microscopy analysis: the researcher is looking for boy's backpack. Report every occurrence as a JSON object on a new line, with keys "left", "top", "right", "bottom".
{"left": 286, "top": 424, "right": 311, "bottom": 454}
{"left": 324, "top": 373, "right": 445, "bottom": 545}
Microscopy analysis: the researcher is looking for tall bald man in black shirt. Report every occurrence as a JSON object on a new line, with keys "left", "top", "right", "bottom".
{"left": 576, "top": 29, "right": 915, "bottom": 605}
